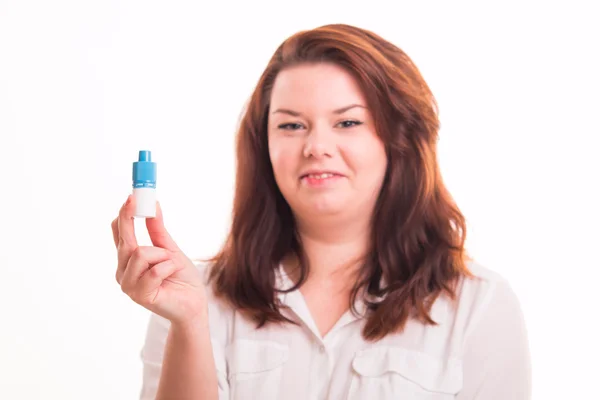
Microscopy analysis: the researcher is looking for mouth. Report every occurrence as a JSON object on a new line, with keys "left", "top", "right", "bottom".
{"left": 300, "top": 172, "right": 343, "bottom": 180}
{"left": 299, "top": 171, "right": 345, "bottom": 187}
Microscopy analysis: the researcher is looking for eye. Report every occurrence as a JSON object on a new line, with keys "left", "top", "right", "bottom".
{"left": 277, "top": 123, "right": 305, "bottom": 130}
{"left": 337, "top": 120, "right": 363, "bottom": 128}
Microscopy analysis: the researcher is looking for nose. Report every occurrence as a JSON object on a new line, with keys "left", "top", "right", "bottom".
{"left": 303, "top": 127, "right": 334, "bottom": 159}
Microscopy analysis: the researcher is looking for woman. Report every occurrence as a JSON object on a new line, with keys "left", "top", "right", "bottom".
{"left": 112, "top": 24, "right": 531, "bottom": 400}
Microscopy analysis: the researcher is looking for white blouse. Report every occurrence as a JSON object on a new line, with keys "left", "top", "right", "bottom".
{"left": 139, "top": 260, "right": 531, "bottom": 400}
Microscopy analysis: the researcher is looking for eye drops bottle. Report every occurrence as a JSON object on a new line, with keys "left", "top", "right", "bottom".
{"left": 132, "top": 150, "right": 157, "bottom": 218}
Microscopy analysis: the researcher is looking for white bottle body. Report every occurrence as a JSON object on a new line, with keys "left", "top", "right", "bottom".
{"left": 133, "top": 187, "right": 157, "bottom": 218}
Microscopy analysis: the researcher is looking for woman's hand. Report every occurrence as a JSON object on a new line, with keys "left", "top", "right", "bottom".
{"left": 111, "top": 195, "right": 207, "bottom": 327}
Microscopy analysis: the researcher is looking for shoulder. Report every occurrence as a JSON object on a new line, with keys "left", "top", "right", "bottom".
{"left": 450, "top": 261, "right": 532, "bottom": 398}
{"left": 452, "top": 259, "right": 527, "bottom": 342}
{"left": 457, "top": 259, "right": 515, "bottom": 305}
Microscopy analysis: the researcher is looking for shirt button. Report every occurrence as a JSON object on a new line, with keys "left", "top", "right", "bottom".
{"left": 319, "top": 345, "right": 326, "bottom": 353}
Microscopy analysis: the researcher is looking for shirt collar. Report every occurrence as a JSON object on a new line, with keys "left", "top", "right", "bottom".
{"left": 274, "top": 264, "right": 447, "bottom": 325}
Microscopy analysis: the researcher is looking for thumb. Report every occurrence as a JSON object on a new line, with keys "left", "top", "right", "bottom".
{"left": 146, "top": 201, "right": 180, "bottom": 251}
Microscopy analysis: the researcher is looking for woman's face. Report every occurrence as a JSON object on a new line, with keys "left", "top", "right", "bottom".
{"left": 267, "top": 63, "right": 387, "bottom": 222}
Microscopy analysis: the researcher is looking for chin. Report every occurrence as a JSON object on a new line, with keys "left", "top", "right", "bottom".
{"left": 285, "top": 191, "right": 349, "bottom": 217}
{"left": 305, "top": 199, "right": 346, "bottom": 215}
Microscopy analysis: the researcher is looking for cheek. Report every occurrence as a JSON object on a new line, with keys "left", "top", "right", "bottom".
{"left": 269, "top": 140, "right": 298, "bottom": 179}
{"left": 345, "top": 139, "right": 387, "bottom": 183}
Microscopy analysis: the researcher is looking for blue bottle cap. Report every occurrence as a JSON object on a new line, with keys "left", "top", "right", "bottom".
{"left": 132, "top": 150, "right": 157, "bottom": 188}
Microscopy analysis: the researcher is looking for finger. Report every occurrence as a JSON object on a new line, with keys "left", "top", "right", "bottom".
{"left": 120, "top": 246, "right": 171, "bottom": 291}
{"left": 111, "top": 217, "right": 118, "bottom": 248}
{"left": 146, "top": 201, "right": 180, "bottom": 251}
{"left": 117, "top": 195, "right": 138, "bottom": 249}
{"left": 136, "top": 259, "right": 179, "bottom": 303}
{"left": 116, "top": 195, "right": 139, "bottom": 280}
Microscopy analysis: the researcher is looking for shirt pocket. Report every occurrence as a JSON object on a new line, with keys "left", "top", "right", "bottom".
{"left": 227, "top": 339, "right": 289, "bottom": 400}
{"left": 348, "top": 346, "right": 462, "bottom": 400}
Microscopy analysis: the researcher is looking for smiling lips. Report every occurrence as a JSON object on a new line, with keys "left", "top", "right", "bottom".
{"left": 300, "top": 170, "right": 344, "bottom": 187}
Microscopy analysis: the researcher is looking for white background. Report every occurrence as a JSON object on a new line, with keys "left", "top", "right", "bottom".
{"left": 1, "top": 1, "right": 598, "bottom": 399}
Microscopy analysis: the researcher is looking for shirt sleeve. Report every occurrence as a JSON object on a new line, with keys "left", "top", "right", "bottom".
{"left": 138, "top": 312, "right": 230, "bottom": 400}
{"left": 456, "top": 279, "right": 532, "bottom": 400}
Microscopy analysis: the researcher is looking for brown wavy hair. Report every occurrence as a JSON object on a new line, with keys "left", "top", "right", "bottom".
{"left": 207, "top": 23, "right": 472, "bottom": 341}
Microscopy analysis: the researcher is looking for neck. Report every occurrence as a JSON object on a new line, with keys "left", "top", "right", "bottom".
{"left": 286, "top": 213, "right": 372, "bottom": 285}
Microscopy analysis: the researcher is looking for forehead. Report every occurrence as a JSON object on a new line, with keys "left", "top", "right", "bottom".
{"left": 269, "top": 63, "right": 367, "bottom": 111}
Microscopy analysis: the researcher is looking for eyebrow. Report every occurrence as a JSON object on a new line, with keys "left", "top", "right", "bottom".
{"left": 271, "top": 104, "right": 366, "bottom": 117}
